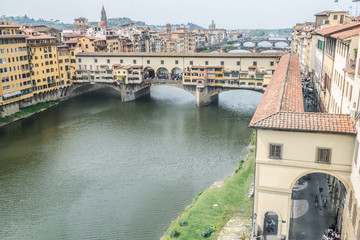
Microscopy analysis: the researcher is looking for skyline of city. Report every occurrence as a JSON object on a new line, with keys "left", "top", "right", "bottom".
{"left": 2, "top": 0, "right": 360, "bottom": 29}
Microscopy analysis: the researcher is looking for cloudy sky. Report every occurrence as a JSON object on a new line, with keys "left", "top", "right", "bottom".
{"left": 1, "top": 0, "right": 360, "bottom": 29}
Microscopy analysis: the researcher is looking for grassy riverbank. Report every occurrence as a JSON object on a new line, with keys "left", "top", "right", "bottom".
{"left": 0, "top": 100, "right": 59, "bottom": 125}
{"left": 162, "top": 132, "right": 255, "bottom": 240}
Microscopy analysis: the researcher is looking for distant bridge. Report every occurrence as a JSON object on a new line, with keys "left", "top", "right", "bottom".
{"left": 197, "top": 38, "right": 291, "bottom": 53}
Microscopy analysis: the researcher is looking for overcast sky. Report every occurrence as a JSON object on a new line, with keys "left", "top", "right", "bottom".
{"left": 1, "top": 0, "right": 360, "bottom": 29}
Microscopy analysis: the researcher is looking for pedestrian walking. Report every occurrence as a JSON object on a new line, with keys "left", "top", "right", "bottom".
{"left": 314, "top": 195, "right": 319, "bottom": 207}
{"left": 323, "top": 197, "right": 327, "bottom": 209}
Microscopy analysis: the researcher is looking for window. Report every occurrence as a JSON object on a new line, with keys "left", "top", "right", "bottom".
{"left": 270, "top": 61, "right": 274, "bottom": 66}
{"left": 133, "top": 60, "right": 136, "bottom": 64}
{"left": 333, "top": 15, "right": 338, "bottom": 20}
{"left": 147, "top": 60, "right": 150, "bottom": 64}
{"left": 316, "top": 148, "right": 331, "bottom": 164}
{"left": 95, "top": 59, "right": 98, "bottom": 63}
{"left": 175, "top": 60, "right": 178, "bottom": 64}
{"left": 253, "top": 61, "right": 257, "bottom": 66}
{"left": 161, "top": 60, "right": 164, "bottom": 64}
{"left": 269, "top": 144, "right": 282, "bottom": 159}
{"left": 237, "top": 61, "right": 240, "bottom": 66}
{"left": 120, "top": 59, "right": 123, "bottom": 63}
{"left": 107, "top": 59, "right": 110, "bottom": 64}
{"left": 220, "top": 61, "right": 224, "bottom": 66}
{"left": 190, "top": 60, "right": 193, "bottom": 65}
{"left": 78, "top": 58, "right": 82, "bottom": 63}
{"left": 205, "top": 61, "right": 209, "bottom": 65}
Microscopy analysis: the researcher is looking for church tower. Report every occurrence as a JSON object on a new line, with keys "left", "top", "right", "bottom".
{"left": 99, "top": 5, "right": 107, "bottom": 27}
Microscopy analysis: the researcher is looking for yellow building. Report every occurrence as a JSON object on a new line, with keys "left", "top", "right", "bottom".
{"left": 171, "top": 28, "right": 196, "bottom": 53}
{"left": 77, "top": 36, "right": 107, "bottom": 53}
{"left": 315, "top": 10, "right": 351, "bottom": 29}
{"left": 57, "top": 45, "right": 76, "bottom": 89}
{"left": 113, "top": 64, "right": 143, "bottom": 84}
{"left": 0, "top": 21, "right": 33, "bottom": 117}
{"left": 26, "top": 33, "right": 62, "bottom": 99}
{"left": 106, "top": 35, "right": 120, "bottom": 52}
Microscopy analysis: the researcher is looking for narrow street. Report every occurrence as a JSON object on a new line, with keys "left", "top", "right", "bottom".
{"left": 289, "top": 173, "right": 337, "bottom": 240}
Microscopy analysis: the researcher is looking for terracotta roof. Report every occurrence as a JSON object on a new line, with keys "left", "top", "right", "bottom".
{"left": 249, "top": 53, "right": 356, "bottom": 135}
{"left": 26, "top": 34, "right": 55, "bottom": 40}
{"left": 315, "top": 23, "right": 360, "bottom": 36}
{"left": 0, "top": 34, "right": 26, "bottom": 39}
{"left": 0, "top": 24, "right": 20, "bottom": 28}
{"left": 280, "top": 55, "right": 304, "bottom": 112}
{"left": 315, "top": 10, "right": 330, "bottom": 16}
{"left": 250, "top": 54, "right": 296, "bottom": 125}
{"left": 331, "top": 28, "right": 360, "bottom": 40}
{"left": 63, "top": 39, "right": 79, "bottom": 44}
{"left": 251, "top": 112, "right": 355, "bottom": 134}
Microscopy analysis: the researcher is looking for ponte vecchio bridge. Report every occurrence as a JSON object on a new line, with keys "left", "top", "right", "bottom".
{"left": 72, "top": 52, "right": 284, "bottom": 106}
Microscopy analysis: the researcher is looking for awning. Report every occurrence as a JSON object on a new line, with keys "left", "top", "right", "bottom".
{"left": 3, "top": 91, "right": 22, "bottom": 98}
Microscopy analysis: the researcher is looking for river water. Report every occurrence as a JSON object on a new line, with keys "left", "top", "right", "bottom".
{"left": 0, "top": 86, "right": 262, "bottom": 240}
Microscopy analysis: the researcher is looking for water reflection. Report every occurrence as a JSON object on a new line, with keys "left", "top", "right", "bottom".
{"left": 0, "top": 87, "right": 262, "bottom": 240}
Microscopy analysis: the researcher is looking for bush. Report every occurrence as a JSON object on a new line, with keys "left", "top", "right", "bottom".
{"left": 170, "top": 230, "right": 179, "bottom": 238}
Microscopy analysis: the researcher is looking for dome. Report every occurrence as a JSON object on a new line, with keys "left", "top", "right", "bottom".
{"left": 97, "top": 20, "right": 107, "bottom": 28}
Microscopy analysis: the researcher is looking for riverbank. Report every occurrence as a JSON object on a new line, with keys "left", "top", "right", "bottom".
{"left": 162, "top": 131, "right": 255, "bottom": 240}
{"left": 0, "top": 100, "right": 60, "bottom": 127}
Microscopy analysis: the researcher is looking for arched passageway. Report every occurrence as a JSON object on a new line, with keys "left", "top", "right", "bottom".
{"left": 144, "top": 67, "right": 155, "bottom": 80}
{"left": 290, "top": 173, "right": 347, "bottom": 240}
{"left": 157, "top": 67, "right": 169, "bottom": 80}
{"left": 171, "top": 67, "right": 182, "bottom": 81}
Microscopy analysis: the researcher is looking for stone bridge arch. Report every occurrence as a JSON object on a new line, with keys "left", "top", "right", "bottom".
{"left": 242, "top": 42, "right": 256, "bottom": 48}
{"left": 257, "top": 41, "right": 273, "bottom": 47}
{"left": 274, "top": 41, "right": 289, "bottom": 48}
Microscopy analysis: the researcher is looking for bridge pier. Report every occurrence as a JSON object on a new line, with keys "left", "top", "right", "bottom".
{"left": 195, "top": 86, "right": 219, "bottom": 106}
{"left": 118, "top": 84, "right": 150, "bottom": 102}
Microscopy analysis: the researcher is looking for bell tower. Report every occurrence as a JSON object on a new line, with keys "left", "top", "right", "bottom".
{"left": 101, "top": 5, "right": 107, "bottom": 26}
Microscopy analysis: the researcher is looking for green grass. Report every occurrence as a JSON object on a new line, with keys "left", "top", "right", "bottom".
{"left": 219, "top": 43, "right": 233, "bottom": 48}
{"left": 0, "top": 100, "right": 59, "bottom": 124}
{"left": 200, "top": 49, "right": 212, "bottom": 53}
{"left": 162, "top": 131, "right": 256, "bottom": 240}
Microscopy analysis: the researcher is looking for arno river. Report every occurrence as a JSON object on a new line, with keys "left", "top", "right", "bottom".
{"left": 0, "top": 86, "right": 261, "bottom": 240}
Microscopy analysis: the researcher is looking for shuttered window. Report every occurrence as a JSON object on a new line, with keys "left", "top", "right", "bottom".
{"left": 269, "top": 144, "right": 282, "bottom": 159}
{"left": 316, "top": 148, "right": 331, "bottom": 164}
